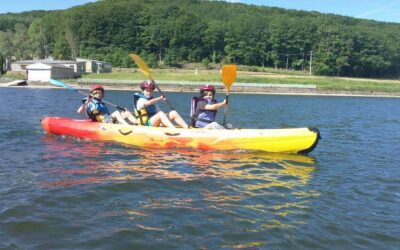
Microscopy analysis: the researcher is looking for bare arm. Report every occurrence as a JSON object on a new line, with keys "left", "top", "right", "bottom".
{"left": 205, "top": 99, "right": 227, "bottom": 110}
{"left": 143, "top": 96, "right": 165, "bottom": 107}
{"left": 77, "top": 98, "right": 91, "bottom": 114}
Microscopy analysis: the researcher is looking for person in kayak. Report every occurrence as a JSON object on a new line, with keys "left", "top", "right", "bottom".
{"left": 77, "top": 84, "right": 137, "bottom": 125}
{"left": 134, "top": 80, "right": 188, "bottom": 128}
{"left": 190, "top": 84, "right": 227, "bottom": 129}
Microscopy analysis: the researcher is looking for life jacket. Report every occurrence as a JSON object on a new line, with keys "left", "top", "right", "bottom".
{"left": 190, "top": 96, "right": 217, "bottom": 128}
{"left": 133, "top": 93, "right": 157, "bottom": 125}
{"left": 86, "top": 98, "right": 110, "bottom": 122}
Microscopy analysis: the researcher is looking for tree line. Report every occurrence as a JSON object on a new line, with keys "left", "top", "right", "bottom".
{"left": 1, "top": 0, "right": 399, "bottom": 78}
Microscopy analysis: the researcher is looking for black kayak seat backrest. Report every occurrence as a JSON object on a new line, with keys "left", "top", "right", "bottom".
{"left": 190, "top": 96, "right": 201, "bottom": 127}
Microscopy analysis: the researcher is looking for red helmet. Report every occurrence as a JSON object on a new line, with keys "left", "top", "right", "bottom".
{"left": 140, "top": 80, "right": 156, "bottom": 90}
{"left": 200, "top": 84, "right": 215, "bottom": 95}
{"left": 90, "top": 84, "right": 104, "bottom": 93}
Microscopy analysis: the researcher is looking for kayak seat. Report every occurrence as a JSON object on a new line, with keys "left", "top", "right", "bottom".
{"left": 190, "top": 96, "right": 201, "bottom": 127}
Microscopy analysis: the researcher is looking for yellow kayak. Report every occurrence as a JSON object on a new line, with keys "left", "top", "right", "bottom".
{"left": 41, "top": 117, "right": 320, "bottom": 154}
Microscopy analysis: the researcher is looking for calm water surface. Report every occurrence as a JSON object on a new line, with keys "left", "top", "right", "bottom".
{"left": 0, "top": 87, "right": 399, "bottom": 249}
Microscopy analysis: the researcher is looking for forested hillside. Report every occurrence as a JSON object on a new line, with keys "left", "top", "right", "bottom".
{"left": 0, "top": 0, "right": 399, "bottom": 78}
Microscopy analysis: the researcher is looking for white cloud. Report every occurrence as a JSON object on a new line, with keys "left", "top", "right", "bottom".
{"left": 356, "top": 2, "right": 400, "bottom": 18}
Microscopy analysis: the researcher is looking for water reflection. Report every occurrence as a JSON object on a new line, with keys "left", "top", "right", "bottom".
{"left": 41, "top": 137, "right": 316, "bottom": 185}
{"left": 40, "top": 137, "right": 319, "bottom": 233}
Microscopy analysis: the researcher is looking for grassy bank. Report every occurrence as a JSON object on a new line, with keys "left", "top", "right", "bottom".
{"left": 80, "top": 68, "right": 400, "bottom": 93}
{"left": 4, "top": 67, "right": 400, "bottom": 93}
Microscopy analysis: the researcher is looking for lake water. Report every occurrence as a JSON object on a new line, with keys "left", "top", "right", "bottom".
{"left": 0, "top": 87, "right": 399, "bottom": 249}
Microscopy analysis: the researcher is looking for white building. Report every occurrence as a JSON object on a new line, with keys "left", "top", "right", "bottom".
{"left": 12, "top": 59, "right": 86, "bottom": 77}
{"left": 26, "top": 63, "right": 74, "bottom": 82}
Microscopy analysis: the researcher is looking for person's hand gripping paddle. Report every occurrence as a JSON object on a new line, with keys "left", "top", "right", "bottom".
{"left": 130, "top": 54, "right": 175, "bottom": 110}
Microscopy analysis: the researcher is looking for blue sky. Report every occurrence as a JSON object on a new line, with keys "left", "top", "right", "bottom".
{"left": 0, "top": 0, "right": 97, "bottom": 14}
{"left": 241, "top": 0, "right": 400, "bottom": 23}
{"left": 0, "top": 0, "right": 399, "bottom": 23}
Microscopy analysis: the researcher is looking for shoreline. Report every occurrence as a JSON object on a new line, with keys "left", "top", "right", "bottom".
{"left": 1, "top": 80, "right": 400, "bottom": 98}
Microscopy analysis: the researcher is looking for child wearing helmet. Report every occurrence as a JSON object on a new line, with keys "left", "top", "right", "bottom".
{"left": 190, "top": 84, "right": 227, "bottom": 129}
{"left": 77, "top": 84, "right": 137, "bottom": 125}
{"left": 134, "top": 80, "right": 188, "bottom": 128}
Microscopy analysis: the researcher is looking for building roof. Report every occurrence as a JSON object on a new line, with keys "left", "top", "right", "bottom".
{"left": 76, "top": 58, "right": 112, "bottom": 65}
{"left": 14, "top": 59, "right": 85, "bottom": 65}
{"left": 26, "top": 62, "right": 71, "bottom": 70}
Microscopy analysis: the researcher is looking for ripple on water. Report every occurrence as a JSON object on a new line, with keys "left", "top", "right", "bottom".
{"left": 2, "top": 89, "right": 400, "bottom": 249}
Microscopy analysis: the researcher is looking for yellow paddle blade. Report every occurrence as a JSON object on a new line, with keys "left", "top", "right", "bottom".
{"left": 222, "top": 64, "right": 237, "bottom": 92}
{"left": 130, "top": 54, "right": 153, "bottom": 80}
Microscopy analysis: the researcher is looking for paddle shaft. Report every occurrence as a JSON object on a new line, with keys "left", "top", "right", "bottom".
{"left": 223, "top": 94, "right": 229, "bottom": 126}
{"left": 49, "top": 79, "right": 126, "bottom": 111}
{"left": 130, "top": 54, "right": 175, "bottom": 110}
{"left": 153, "top": 81, "right": 174, "bottom": 110}
{"left": 80, "top": 90, "right": 126, "bottom": 111}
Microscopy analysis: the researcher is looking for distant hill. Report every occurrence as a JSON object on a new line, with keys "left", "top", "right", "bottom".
{"left": 0, "top": 0, "right": 399, "bottom": 78}
{"left": 0, "top": 10, "right": 49, "bottom": 31}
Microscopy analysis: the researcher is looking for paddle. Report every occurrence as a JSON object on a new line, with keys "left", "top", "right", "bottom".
{"left": 49, "top": 79, "right": 126, "bottom": 111}
{"left": 129, "top": 53, "right": 175, "bottom": 110}
{"left": 221, "top": 64, "right": 237, "bottom": 126}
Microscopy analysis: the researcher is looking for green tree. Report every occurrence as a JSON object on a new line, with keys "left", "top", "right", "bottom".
{"left": 52, "top": 35, "right": 71, "bottom": 59}
{"left": 1, "top": 0, "right": 399, "bottom": 77}
{"left": 63, "top": 12, "right": 81, "bottom": 59}
{"left": 203, "top": 20, "right": 225, "bottom": 63}
{"left": 27, "top": 19, "right": 48, "bottom": 58}
{"left": 12, "top": 23, "right": 31, "bottom": 60}
{"left": 0, "top": 30, "right": 14, "bottom": 57}
{"left": 164, "top": 49, "right": 180, "bottom": 67}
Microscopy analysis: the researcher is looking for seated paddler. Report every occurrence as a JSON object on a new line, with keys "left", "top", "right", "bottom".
{"left": 133, "top": 80, "right": 188, "bottom": 128}
{"left": 190, "top": 84, "right": 227, "bottom": 129}
{"left": 77, "top": 84, "right": 137, "bottom": 125}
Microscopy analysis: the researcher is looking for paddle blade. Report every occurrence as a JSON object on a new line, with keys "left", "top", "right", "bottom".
{"left": 130, "top": 53, "right": 153, "bottom": 80}
{"left": 49, "top": 79, "right": 75, "bottom": 91}
{"left": 222, "top": 65, "right": 237, "bottom": 92}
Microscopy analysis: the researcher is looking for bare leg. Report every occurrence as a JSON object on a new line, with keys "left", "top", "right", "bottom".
{"left": 111, "top": 111, "right": 128, "bottom": 125}
{"left": 168, "top": 110, "right": 188, "bottom": 128}
{"left": 150, "top": 111, "right": 175, "bottom": 128}
{"left": 121, "top": 110, "right": 138, "bottom": 125}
